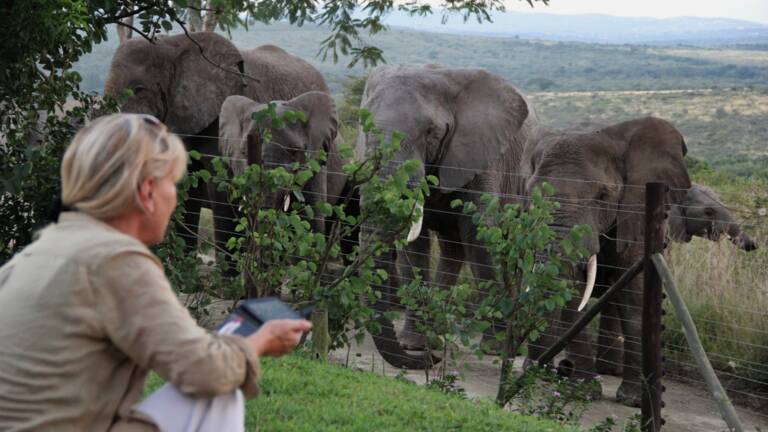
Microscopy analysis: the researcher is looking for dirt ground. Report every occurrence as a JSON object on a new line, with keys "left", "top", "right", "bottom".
{"left": 328, "top": 332, "right": 768, "bottom": 432}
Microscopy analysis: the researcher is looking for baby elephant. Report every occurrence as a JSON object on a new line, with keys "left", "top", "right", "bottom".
{"left": 218, "top": 91, "right": 345, "bottom": 234}
{"left": 595, "top": 182, "right": 757, "bottom": 378}
{"left": 668, "top": 183, "right": 757, "bottom": 251}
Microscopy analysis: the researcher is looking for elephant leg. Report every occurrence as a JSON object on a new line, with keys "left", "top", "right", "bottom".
{"left": 210, "top": 184, "right": 240, "bottom": 279}
{"left": 304, "top": 169, "right": 327, "bottom": 235}
{"left": 435, "top": 234, "right": 465, "bottom": 291}
{"left": 179, "top": 163, "right": 205, "bottom": 251}
{"left": 526, "top": 306, "right": 563, "bottom": 369}
{"left": 596, "top": 301, "right": 624, "bottom": 376}
{"left": 204, "top": 136, "right": 242, "bottom": 281}
{"left": 456, "top": 214, "right": 504, "bottom": 353}
{"left": 398, "top": 233, "right": 433, "bottom": 350}
{"left": 562, "top": 294, "right": 598, "bottom": 380}
{"left": 615, "top": 275, "right": 645, "bottom": 407}
{"left": 335, "top": 181, "right": 359, "bottom": 267}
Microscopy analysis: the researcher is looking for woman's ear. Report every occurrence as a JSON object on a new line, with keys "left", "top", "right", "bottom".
{"left": 438, "top": 70, "right": 531, "bottom": 191}
{"left": 138, "top": 176, "right": 157, "bottom": 214}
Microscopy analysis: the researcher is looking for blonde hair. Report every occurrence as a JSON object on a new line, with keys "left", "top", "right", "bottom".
{"left": 61, "top": 113, "right": 187, "bottom": 220}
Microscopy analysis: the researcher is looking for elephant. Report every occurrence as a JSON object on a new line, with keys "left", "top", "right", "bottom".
{"left": 594, "top": 182, "right": 757, "bottom": 378}
{"left": 103, "top": 32, "right": 330, "bottom": 276}
{"left": 523, "top": 117, "right": 692, "bottom": 407}
{"left": 217, "top": 91, "right": 345, "bottom": 235}
{"left": 354, "top": 64, "right": 543, "bottom": 369}
{"left": 669, "top": 183, "right": 757, "bottom": 250}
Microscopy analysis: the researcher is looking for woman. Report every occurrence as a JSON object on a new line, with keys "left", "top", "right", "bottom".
{"left": 0, "top": 114, "right": 312, "bottom": 431}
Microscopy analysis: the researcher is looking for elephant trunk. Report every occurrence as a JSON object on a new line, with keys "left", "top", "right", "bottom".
{"left": 732, "top": 231, "right": 758, "bottom": 252}
{"left": 543, "top": 224, "right": 599, "bottom": 311}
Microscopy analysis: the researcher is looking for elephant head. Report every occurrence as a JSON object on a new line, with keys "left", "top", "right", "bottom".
{"left": 669, "top": 183, "right": 757, "bottom": 251}
{"left": 526, "top": 117, "right": 692, "bottom": 307}
{"left": 104, "top": 32, "right": 246, "bottom": 135}
{"left": 219, "top": 91, "right": 338, "bottom": 210}
{"left": 357, "top": 64, "right": 534, "bottom": 236}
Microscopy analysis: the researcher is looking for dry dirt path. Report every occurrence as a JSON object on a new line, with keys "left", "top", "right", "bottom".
{"left": 329, "top": 332, "right": 768, "bottom": 432}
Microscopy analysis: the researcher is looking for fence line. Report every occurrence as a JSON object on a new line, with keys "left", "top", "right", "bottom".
{"left": 175, "top": 131, "right": 755, "bottom": 196}
{"left": 163, "top": 138, "right": 767, "bottom": 429}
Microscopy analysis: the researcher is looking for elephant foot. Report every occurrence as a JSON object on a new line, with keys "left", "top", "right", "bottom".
{"left": 616, "top": 380, "right": 643, "bottom": 407}
{"left": 595, "top": 359, "right": 623, "bottom": 376}
{"left": 479, "top": 334, "right": 503, "bottom": 356}
{"left": 569, "top": 373, "right": 603, "bottom": 402}
{"left": 398, "top": 328, "right": 428, "bottom": 351}
{"left": 523, "top": 357, "right": 544, "bottom": 371}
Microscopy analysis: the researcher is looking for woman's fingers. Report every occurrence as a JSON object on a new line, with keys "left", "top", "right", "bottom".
{"left": 247, "top": 319, "right": 313, "bottom": 357}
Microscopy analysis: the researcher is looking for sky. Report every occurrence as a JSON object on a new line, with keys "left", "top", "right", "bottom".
{"left": 430, "top": 0, "right": 768, "bottom": 25}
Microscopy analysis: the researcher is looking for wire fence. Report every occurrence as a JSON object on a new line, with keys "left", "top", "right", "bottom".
{"left": 169, "top": 131, "right": 768, "bottom": 430}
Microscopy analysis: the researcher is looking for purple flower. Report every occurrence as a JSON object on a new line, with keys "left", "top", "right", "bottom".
{"left": 553, "top": 391, "right": 561, "bottom": 398}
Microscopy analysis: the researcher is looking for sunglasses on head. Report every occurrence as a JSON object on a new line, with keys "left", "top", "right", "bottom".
{"left": 139, "top": 114, "right": 163, "bottom": 127}
{"left": 136, "top": 114, "right": 171, "bottom": 150}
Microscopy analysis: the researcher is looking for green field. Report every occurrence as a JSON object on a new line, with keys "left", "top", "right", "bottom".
{"left": 77, "top": 22, "right": 768, "bottom": 94}
{"left": 75, "top": 22, "right": 768, "bottom": 173}
{"left": 144, "top": 355, "right": 575, "bottom": 432}
{"left": 528, "top": 88, "right": 768, "bottom": 175}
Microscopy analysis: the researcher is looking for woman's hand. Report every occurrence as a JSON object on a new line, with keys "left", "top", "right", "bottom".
{"left": 246, "top": 319, "right": 313, "bottom": 357}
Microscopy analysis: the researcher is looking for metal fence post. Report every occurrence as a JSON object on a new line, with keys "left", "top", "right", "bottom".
{"left": 642, "top": 182, "right": 667, "bottom": 431}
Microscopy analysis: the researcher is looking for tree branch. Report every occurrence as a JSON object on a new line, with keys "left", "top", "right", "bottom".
{"left": 172, "top": 16, "right": 263, "bottom": 85}
{"left": 105, "top": 5, "right": 156, "bottom": 23}
{"left": 116, "top": 20, "right": 154, "bottom": 44}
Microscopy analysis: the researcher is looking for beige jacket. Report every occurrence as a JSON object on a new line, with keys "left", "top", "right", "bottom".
{"left": 0, "top": 212, "right": 260, "bottom": 431}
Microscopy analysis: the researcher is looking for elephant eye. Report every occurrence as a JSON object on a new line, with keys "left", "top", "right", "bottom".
{"left": 596, "top": 187, "right": 610, "bottom": 202}
{"left": 704, "top": 208, "right": 714, "bottom": 217}
{"left": 132, "top": 85, "right": 146, "bottom": 95}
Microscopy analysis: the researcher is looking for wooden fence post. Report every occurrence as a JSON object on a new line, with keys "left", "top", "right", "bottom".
{"left": 642, "top": 182, "right": 667, "bottom": 431}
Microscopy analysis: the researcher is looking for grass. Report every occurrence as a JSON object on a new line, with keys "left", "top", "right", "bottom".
{"left": 144, "top": 355, "right": 575, "bottom": 432}
{"left": 528, "top": 87, "right": 768, "bottom": 172}
{"left": 662, "top": 173, "right": 768, "bottom": 399}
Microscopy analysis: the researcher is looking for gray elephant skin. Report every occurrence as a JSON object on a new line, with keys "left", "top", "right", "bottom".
{"left": 595, "top": 182, "right": 757, "bottom": 383}
{"left": 669, "top": 183, "right": 757, "bottom": 250}
{"left": 523, "top": 118, "right": 692, "bottom": 407}
{"left": 355, "top": 64, "right": 541, "bottom": 369}
{"left": 103, "top": 32, "right": 330, "bottom": 275}
{"left": 218, "top": 91, "right": 345, "bottom": 235}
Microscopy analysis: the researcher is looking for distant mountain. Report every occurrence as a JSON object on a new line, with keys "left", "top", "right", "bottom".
{"left": 381, "top": 11, "right": 768, "bottom": 45}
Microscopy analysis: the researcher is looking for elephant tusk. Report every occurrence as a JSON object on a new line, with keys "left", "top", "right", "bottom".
{"left": 578, "top": 255, "right": 597, "bottom": 312}
{"left": 283, "top": 195, "right": 291, "bottom": 212}
{"left": 407, "top": 203, "right": 424, "bottom": 243}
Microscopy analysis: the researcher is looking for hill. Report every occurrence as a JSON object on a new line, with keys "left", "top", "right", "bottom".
{"left": 75, "top": 22, "right": 768, "bottom": 95}
{"left": 73, "top": 22, "right": 768, "bottom": 173}
{"left": 382, "top": 11, "right": 768, "bottom": 46}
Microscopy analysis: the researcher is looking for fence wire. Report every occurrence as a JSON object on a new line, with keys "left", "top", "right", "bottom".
{"left": 167, "top": 131, "right": 767, "bottom": 429}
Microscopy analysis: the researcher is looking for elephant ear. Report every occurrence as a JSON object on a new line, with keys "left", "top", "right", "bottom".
{"left": 438, "top": 70, "right": 531, "bottom": 191}
{"left": 219, "top": 95, "right": 259, "bottom": 176}
{"left": 606, "top": 117, "right": 691, "bottom": 254}
{"left": 165, "top": 32, "right": 245, "bottom": 135}
{"left": 277, "top": 91, "right": 338, "bottom": 156}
